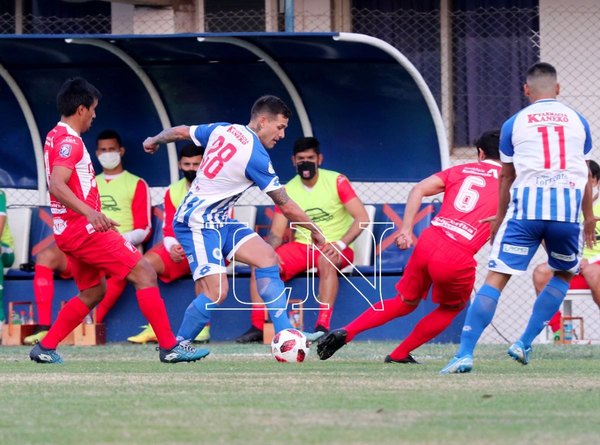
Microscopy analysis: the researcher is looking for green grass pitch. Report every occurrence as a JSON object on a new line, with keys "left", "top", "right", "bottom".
{"left": 1, "top": 342, "right": 599, "bottom": 445}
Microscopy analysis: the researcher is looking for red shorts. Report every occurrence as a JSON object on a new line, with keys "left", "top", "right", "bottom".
{"left": 276, "top": 241, "right": 354, "bottom": 281}
{"left": 56, "top": 229, "right": 141, "bottom": 291}
{"left": 148, "top": 243, "right": 191, "bottom": 283}
{"left": 396, "top": 228, "right": 476, "bottom": 307}
{"left": 569, "top": 258, "right": 600, "bottom": 289}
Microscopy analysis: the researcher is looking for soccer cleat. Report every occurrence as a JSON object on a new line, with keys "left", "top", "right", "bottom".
{"left": 193, "top": 325, "right": 211, "bottom": 344}
{"left": 127, "top": 325, "right": 157, "bottom": 344}
{"left": 507, "top": 341, "right": 531, "bottom": 365}
{"left": 24, "top": 329, "right": 49, "bottom": 345}
{"left": 316, "top": 329, "right": 348, "bottom": 360}
{"left": 29, "top": 343, "right": 64, "bottom": 364}
{"left": 384, "top": 354, "right": 419, "bottom": 364}
{"left": 314, "top": 324, "right": 330, "bottom": 336}
{"left": 159, "top": 340, "right": 210, "bottom": 363}
{"left": 439, "top": 355, "right": 473, "bottom": 374}
{"left": 235, "top": 326, "right": 263, "bottom": 344}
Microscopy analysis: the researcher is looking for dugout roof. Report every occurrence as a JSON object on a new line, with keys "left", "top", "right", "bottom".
{"left": 0, "top": 33, "right": 447, "bottom": 201}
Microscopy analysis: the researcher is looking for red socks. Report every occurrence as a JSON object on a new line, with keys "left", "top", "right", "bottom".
{"left": 95, "top": 277, "right": 128, "bottom": 323}
{"left": 41, "top": 297, "right": 89, "bottom": 349}
{"left": 316, "top": 303, "right": 333, "bottom": 330}
{"left": 136, "top": 287, "right": 177, "bottom": 349}
{"left": 345, "top": 295, "right": 418, "bottom": 342}
{"left": 388, "top": 305, "right": 462, "bottom": 360}
{"left": 548, "top": 310, "right": 562, "bottom": 333}
{"left": 33, "top": 264, "right": 54, "bottom": 326}
{"left": 251, "top": 304, "right": 265, "bottom": 331}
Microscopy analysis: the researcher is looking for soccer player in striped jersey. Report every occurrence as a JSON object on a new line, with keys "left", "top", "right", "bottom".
{"left": 441, "top": 62, "right": 596, "bottom": 374}
{"left": 143, "top": 95, "right": 327, "bottom": 347}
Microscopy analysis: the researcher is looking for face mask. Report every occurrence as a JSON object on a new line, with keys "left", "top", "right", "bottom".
{"left": 296, "top": 161, "right": 317, "bottom": 180}
{"left": 98, "top": 152, "right": 121, "bottom": 170}
{"left": 183, "top": 169, "right": 197, "bottom": 183}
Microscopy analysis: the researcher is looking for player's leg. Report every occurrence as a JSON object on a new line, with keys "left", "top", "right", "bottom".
{"left": 314, "top": 246, "right": 354, "bottom": 333}
{"left": 511, "top": 221, "right": 581, "bottom": 363}
{"left": 95, "top": 276, "right": 128, "bottom": 324}
{"left": 235, "top": 267, "right": 265, "bottom": 343}
{"left": 0, "top": 244, "right": 15, "bottom": 322}
{"left": 390, "top": 246, "right": 473, "bottom": 364}
{"left": 30, "top": 245, "right": 69, "bottom": 338}
{"left": 580, "top": 260, "right": 600, "bottom": 310}
{"left": 532, "top": 263, "right": 562, "bottom": 336}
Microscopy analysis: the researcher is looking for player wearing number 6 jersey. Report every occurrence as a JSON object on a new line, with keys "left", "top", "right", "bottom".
{"left": 441, "top": 62, "right": 595, "bottom": 374}
{"left": 143, "top": 95, "right": 327, "bottom": 348}
{"left": 317, "top": 130, "right": 502, "bottom": 363}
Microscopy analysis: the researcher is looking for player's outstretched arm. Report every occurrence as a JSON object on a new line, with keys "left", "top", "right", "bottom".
{"left": 267, "top": 187, "right": 325, "bottom": 246}
{"left": 143, "top": 125, "right": 192, "bottom": 154}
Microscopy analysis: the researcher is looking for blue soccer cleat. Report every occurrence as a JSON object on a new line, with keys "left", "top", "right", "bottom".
{"left": 507, "top": 341, "right": 531, "bottom": 365}
{"left": 303, "top": 330, "right": 326, "bottom": 343}
{"left": 159, "top": 340, "right": 210, "bottom": 363}
{"left": 29, "top": 343, "right": 64, "bottom": 364}
{"left": 439, "top": 355, "right": 473, "bottom": 374}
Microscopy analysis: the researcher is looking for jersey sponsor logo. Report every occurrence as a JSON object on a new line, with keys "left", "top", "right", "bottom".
{"left": 226, "top": 126, "right": 249, "bottom": 144}
{"left": 53, "top": 218, "right": 67, "bottom": 235}
{"left": 502, "top": 244, "right": 529, "bottom": 255}
{"left": 431, "top": 217, "right": 476, "bottom": 240}
{"left": 306, "top": 207, "right": 334, "bottom": 223}
{"left": 535, "top": 172, "right": 569, "bottom": 187}
{"left": 100, "top": 195, "right": 120, "bottom": 212}
{"left": 62, "top": 136, "right": 78, "bottom": 144}
{"left": 59, "top": 144, "right": 72, "bottom": 158}
{"left": 187, "top": 254, "right": 195, "bottom": 264}
{"left": 85, "top": 223, "right": 95, "bottom": 234}
{"left": 527, "top": 112, "right": 569, "bottom": 123}
{"left": 550, "top": 251, "right": 576, "bottom": 262}
{"left": 212, "top": 248, "right": 223, "bottom": 260}
{"left": 50, "top": 202, "right": 67, "bottom": 214}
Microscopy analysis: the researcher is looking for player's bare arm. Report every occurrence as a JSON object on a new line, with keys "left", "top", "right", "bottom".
{"left": 49, "top": 165, "right": 119, "bottom": 232}
{"left": 491, "top": 162, "right": 516, "bottom": 243}
{"left": 397, "top": 174, "right": 445, "bottom": 250}
{"left": 267, "top": 212, "right": 288, "bottom": 249}
{"left": 143, "top": 125, "right": 192, "bottom": 154}
{"left": 582, "top": 164, "right": 597, "bottom": 248}
{"left": 267, "top": 187, "right": 326, "bottom": 246}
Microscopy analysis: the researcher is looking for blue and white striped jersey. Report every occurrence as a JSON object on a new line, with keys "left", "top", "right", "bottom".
{"left": 175, "top": 123, "right": 282, "bottom": 226}
{"left": 500, "top": 99, "right": 592, "bottom": 222}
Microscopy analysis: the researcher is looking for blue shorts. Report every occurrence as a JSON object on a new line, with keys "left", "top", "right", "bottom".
{"left": 488, "top": 218, "right": 583, "bottom": 275}
{"left": 174, "top": 219, "right": 257, "bottom": 280}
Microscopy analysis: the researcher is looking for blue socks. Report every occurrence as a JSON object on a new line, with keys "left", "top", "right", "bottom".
{"left": 255, "top": 265, "right": 293, "bottom": 333}
{"left": 520, "top": 276, "right": 569, "bottom": 347}
{"left": 456, "top": 284, "right": 501, "bottom": 357}
{"left": 176, "top": 293, "right": 212, "bottom": 342}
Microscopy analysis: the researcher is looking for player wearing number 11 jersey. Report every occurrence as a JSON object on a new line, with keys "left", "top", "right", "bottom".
{"left": 317, "top": 130, "right": 501, "bottom": 363}
{"left": 143, "top": 95, "right": 327, "bottom": 350}
{"left": 441, "top": 62, "right": 595, "bottom": 374}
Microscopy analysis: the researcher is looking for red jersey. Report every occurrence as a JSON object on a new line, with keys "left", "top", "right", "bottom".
{"left": 43, "top": 122, "right": 100, "bottom": 245}
{"left": 430, "top": 160, "right": 501, "bottom": 253}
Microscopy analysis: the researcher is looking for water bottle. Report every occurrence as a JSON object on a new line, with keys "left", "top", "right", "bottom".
{"left": 564, "top": 321, "right": 573, "bottom": 343}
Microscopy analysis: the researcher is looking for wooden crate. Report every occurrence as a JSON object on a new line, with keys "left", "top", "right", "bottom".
{"left": 263, "top": 299, "right": 304, "bottom": 345}
{"left": 73, "top": 309, "right": 105, "bottom": 345}
{"left": 1, "top": 301, "right": 39, "bottom": 346}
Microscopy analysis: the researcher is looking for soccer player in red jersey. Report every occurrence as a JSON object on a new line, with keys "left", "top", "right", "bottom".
{"left": 29, "top": 77, "right": 208, "bottom": 364}
{"left": 318, "top": 130, "right": 501, "bottom": 363}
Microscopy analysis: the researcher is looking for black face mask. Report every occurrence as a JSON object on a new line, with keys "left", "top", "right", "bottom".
{"left": 182, "top": 169, "right": 197, "bottom": 183}
{"left": 296, "top": 161, "right": 317, "bottom": 180}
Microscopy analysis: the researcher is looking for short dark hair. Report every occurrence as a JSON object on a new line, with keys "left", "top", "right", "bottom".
{"left": 526, "top": 62, "right": 557, "bottom": 80}
{"left": 180, "top": 143, "right": 204, "bottom": 159}
{"left": 589, "top": 160, "right": 600, "bottom": 181}
{"left": 293, "top": 136, "right": 320, "bottom": 156}
{"left": 474, "top": 129, "right": 500, "bottom": 160}
{"left": 96, "top": 129, "right": 122, "bottom": 146}
{"left": 250, "top": 95, "right": 292, "bottom": 121}
{"left": 56, "top": 77, "right": 101, "bottom": 117}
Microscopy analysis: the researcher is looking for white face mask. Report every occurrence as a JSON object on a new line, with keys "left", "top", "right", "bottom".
{"left": 98, "top": 152, "right": 121, "bottom": 170}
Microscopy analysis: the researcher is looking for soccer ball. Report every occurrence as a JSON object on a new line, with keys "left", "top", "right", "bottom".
{"left": 271, "top": 328, "right": 309, "bottom": 363}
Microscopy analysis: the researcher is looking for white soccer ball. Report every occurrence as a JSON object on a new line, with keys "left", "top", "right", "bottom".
{"left": 271, "top": 328, "right": 309, "bottom": 363}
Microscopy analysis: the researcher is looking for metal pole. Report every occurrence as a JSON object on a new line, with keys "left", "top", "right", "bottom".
{"left": 15, "top": 0, "right": 23, "bottom": 34}
{"left": 285, "top": 0, "right": 294, "bottom": 32}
